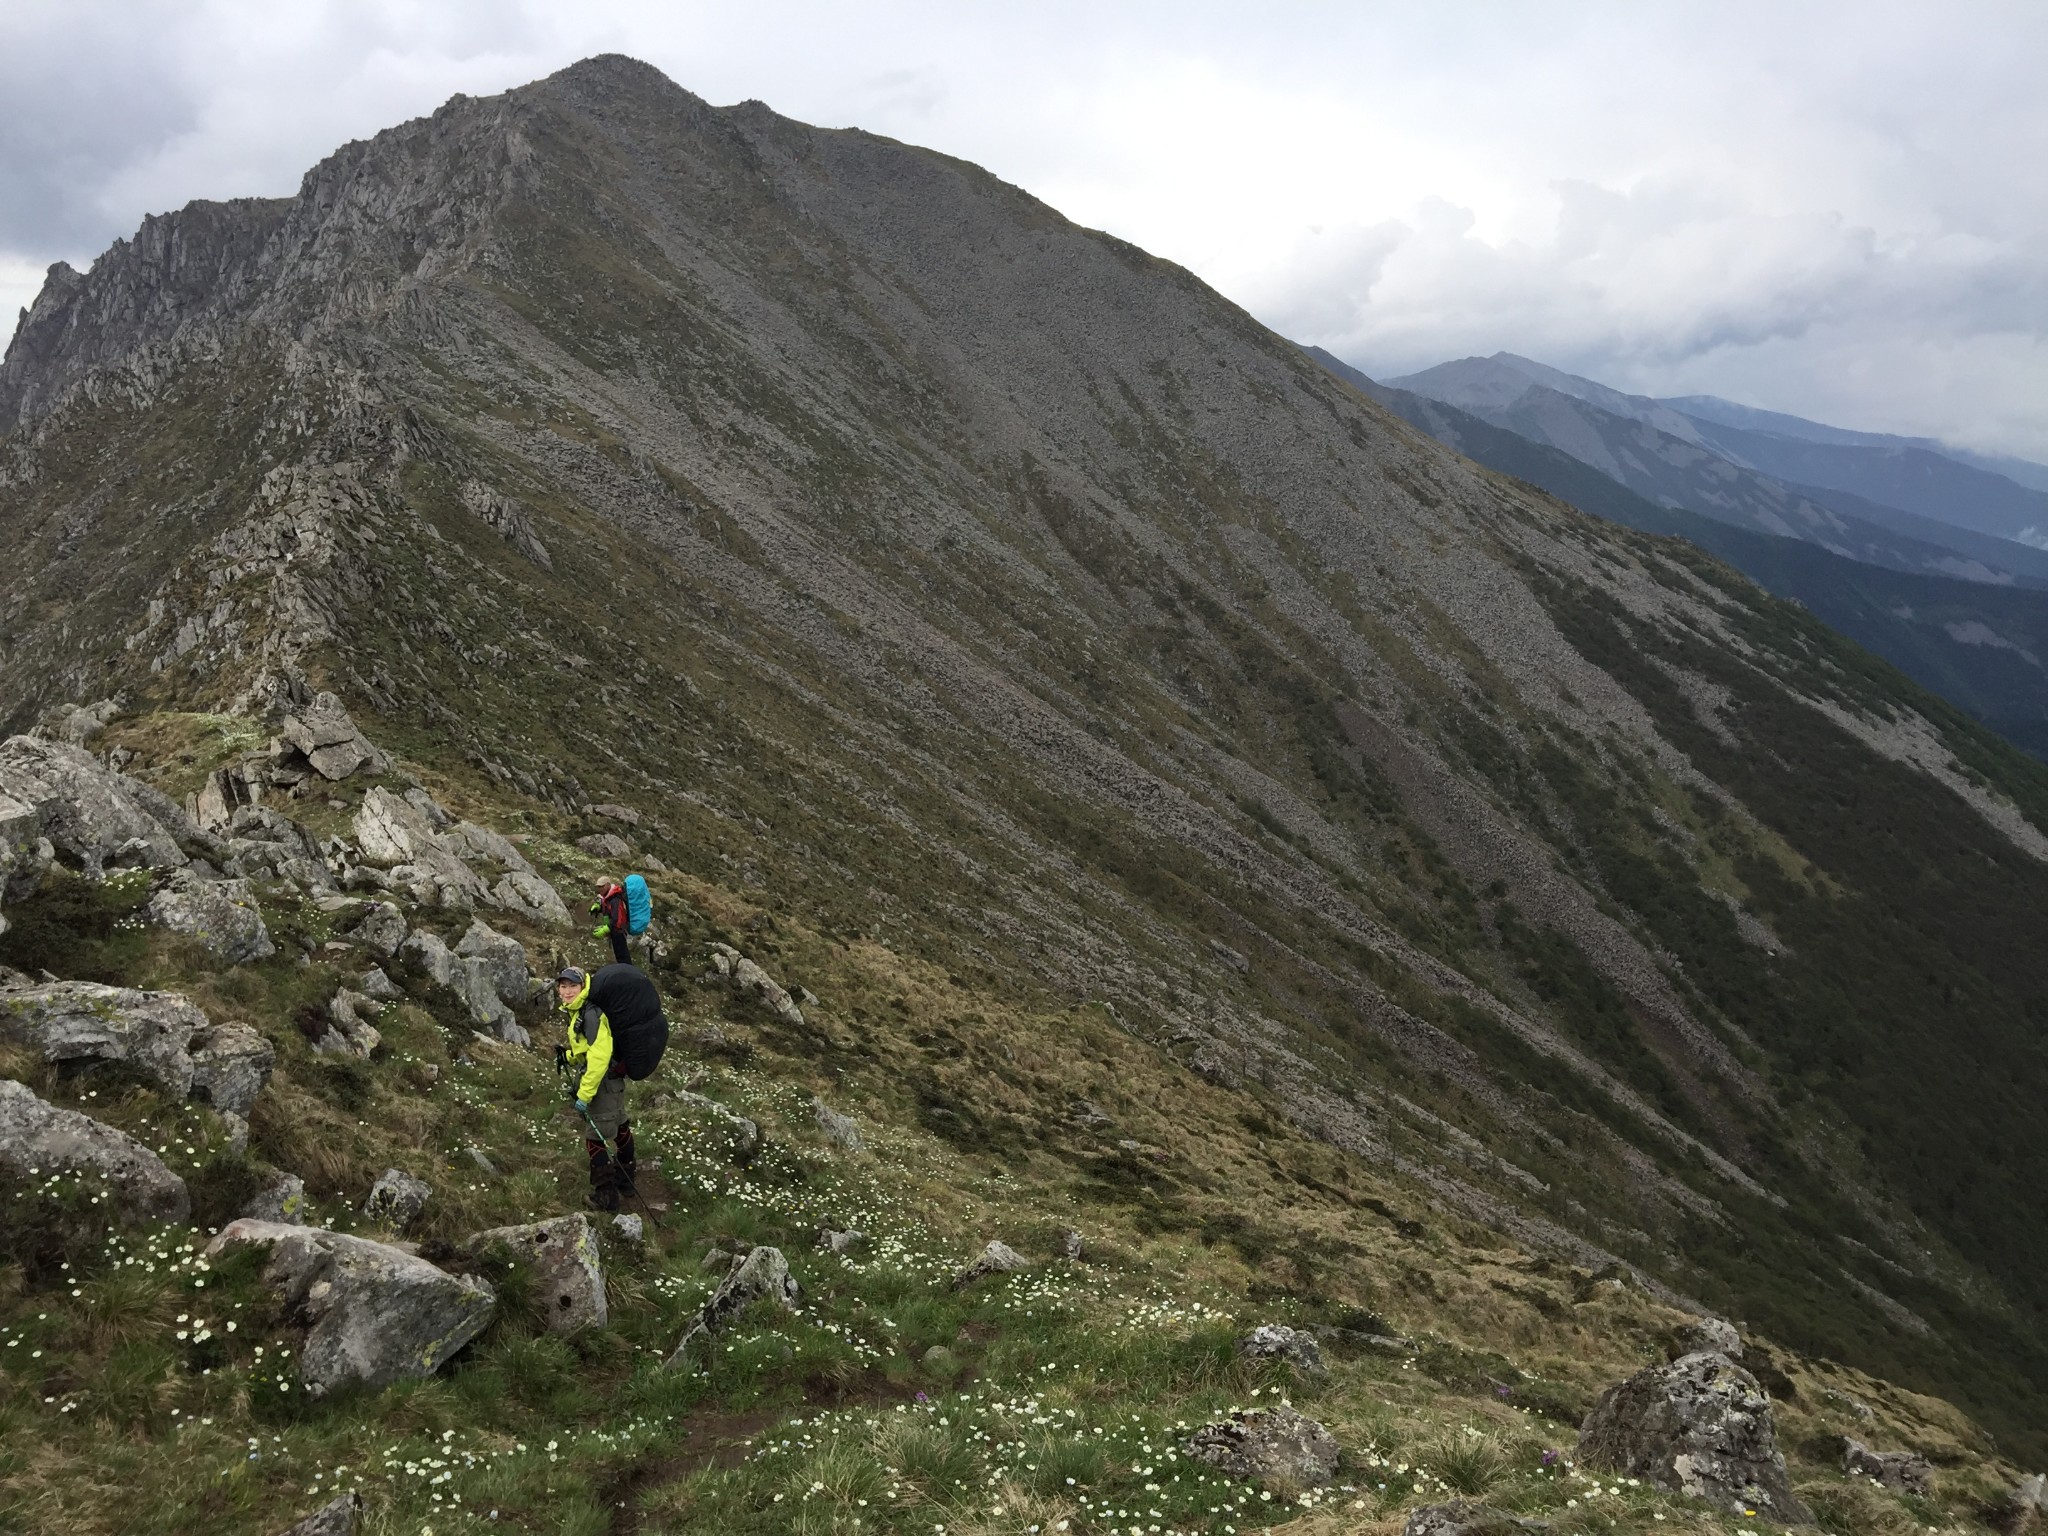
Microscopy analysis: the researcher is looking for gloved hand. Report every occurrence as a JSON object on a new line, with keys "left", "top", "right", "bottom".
{"left": 576, "top": 1097, "right": 591, "bottom": 1111}
{"left": 591, "top": 923, "right": 609, "bottom": 938}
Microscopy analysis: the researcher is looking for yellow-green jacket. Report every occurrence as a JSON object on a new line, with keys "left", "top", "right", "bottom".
{"left": 560, "top": 978, "right": 615, "bottom": 1103}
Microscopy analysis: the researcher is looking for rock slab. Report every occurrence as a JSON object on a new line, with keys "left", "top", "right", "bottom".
{"left": 1404, "top": 1502, "right": 1552, "bottom": 1535}
{"left": 1843, "top": 1437, "right": 1933, "bottom": 1496}
{"left": 665, "top": 1245, "right": 800, "bottom": 1368}
{"left": 467, "top": 1213, "right": 606, "bottom": 1332}
{"left": 951, "top": 1239, "right": 1026, "bottom": 1289}
{"left": 145, "top": 868, "right": 276, "bottom": 962}
{"left": 1577, "top": 1351, "right": 1808, "bottom": 1522}
{"left": 274, "top": 1491, "right": 362, "bottom": 1536}
{"left": 207, "top": 1220, "right": 495, "bottom": 1395}
{"left": 0, "top": 979, "right": 273, "bottom": 1117}
{"left": 362, "top": 1167, "right": 430, "bottom": 1231}
{"left": 1239, "top": 1323, "right": 1326, "bottom": 1374}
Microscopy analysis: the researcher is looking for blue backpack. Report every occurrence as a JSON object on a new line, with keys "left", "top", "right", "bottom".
{"left": 623, "top": 874, "right": 653, "bottom": 934}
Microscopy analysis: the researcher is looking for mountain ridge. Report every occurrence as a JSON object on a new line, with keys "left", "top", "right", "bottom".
{"left": 7, "top": 54, "right": 2048, "bottom": 1512}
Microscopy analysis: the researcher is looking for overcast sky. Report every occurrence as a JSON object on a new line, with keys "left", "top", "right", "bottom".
{"left": 4, "top": 0, "right": 2045, "bottom": 458}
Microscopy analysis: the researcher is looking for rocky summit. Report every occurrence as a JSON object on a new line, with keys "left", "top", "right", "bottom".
{"left": 2, "top": 51, "right": 2047, "bottom": 1535}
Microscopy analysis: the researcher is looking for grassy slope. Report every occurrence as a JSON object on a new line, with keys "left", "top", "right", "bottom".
{"left": 0, "top": 714, "right": 2019, "bottom": 1536}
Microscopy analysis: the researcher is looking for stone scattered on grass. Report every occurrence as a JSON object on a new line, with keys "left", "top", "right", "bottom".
{"left": 465, "top": 1213, "right": 606, "bottom": 1333}
{"left": 1843, "top": 1437, "right": 1934, "bottom": 1496}
{"left": 362, "top": 1167, "right": 430, "bottom": 1232}
{"left": 665, "top": 1246, "right": 800, "bottom": 1369}
{"left": 1182, "top": 1405, "right": 1340, "bottom": 1489}
{"left": 1238, "top": 1323, "right": 1326, "bottom": 1375}
{"left": 274, "top": 1490, "right": 363, "bottom": 1536}
{"left": 1403, "top": 1501, "right": 1552, "bottom": 1535}
{"left": 951, "top": 1239, "right": 1026, "bottom": 1290}
{"left": 811, "top": 1094, "right": 861, "bottom": 1150}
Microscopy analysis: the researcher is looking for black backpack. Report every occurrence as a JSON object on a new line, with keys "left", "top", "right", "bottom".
{"left": 588, "top": 963, "right": 669, "bottom": 1080}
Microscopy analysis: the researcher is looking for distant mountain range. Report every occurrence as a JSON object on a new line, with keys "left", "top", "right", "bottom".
{"left": 1311, "top": 348, "right": 2048, "bottom": 755}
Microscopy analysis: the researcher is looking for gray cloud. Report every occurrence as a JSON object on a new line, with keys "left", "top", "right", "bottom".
{"left": 1, "top": 1, "right": 2043, "bottom": 458}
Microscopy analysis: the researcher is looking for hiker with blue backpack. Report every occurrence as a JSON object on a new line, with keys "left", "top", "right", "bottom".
{"left": 590, "top": 873, "right": 654, "bottom": 965}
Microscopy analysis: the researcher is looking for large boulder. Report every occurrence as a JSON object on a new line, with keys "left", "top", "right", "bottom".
{"left": 205, "top": 1220, "right": 495, "bottom": 1395}
{"left": 466, "top": 1214, "right": 606, "bottom": 1332}
{"left": 1183, "top": 1405, "right": 1340, "bottom": 1489}
{"left": 1, "top": 792, "right": 46, "bottom": 929}
{"left": 277, "top": 693, "right": 388, "bottom": 783}
{"left": 0, "top": 979, "right": 273, "bottom": 1117}
{"left": 575, "top": 832, "right": 632, "bottom": 860}
{"left": 0, "top": 1078, "right": 190, "bottom": 1223}
{"left": 447, "top": 821, "right": 532, "bottom": 875}
{"left": 311, "top": 991, "right": 382, "bottom": 1058}
{"left": 454, "top": 918, "right": 528, "bottom": 1006}
{"left": 145, "top": 869, "right": 276, "bottom": 963}
{"left": 1578, "top": 1352, "right": 1809, "bottom": 1523}
{"left": 665, "top": 1245, "right": 801, "bottom": 1369}
{"left": 0, "top": 735, "right": 190, "bottom": 874}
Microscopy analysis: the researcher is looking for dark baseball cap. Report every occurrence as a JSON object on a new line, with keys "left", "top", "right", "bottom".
{"left": 554, "top": 966, "right": 587, "bottom": 986}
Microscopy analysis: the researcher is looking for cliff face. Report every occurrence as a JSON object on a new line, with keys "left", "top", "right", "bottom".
{"left": 6, "top": 53, "right": 2048, "bottom": 1450}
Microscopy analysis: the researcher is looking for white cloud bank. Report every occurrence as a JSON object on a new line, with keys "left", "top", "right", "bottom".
{"left": 3, "top": 0, "right": 2044, "bottom": 457}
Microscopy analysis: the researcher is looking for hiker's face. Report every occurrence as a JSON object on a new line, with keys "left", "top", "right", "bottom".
{"left": 556, "top": 981, "right": 579, "bottom": 1005}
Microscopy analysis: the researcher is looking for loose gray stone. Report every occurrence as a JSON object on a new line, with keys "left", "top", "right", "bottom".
{"left": 575, "top": 832, "right": 633, "bottom": 860}
{"left": 275, "top": 1491, "right": 362, "bottom": 1536}
{"left": 673, "top": 1090, "right": 762, "bottom": 1164}
{"left": 1843, "top": 1437, "right": 1933, "bottom": 1496}
{"left": 313, "top": 991, "right": 381, "bottom": 1058}
{"left": 279, "top": 693, "right": 387, "bottom": 782}
{"left": 145, "top": 869, "right": 275, "bottom": 962}
{"left": 492, "top": 870, "right": 571, "bottom": 925}
{"left": 188, "top": 1020, "right": 277, "bottom": 1118}
{"left": 1403, "top": 1502, "right": 1552, "bottom": 1535}
{"left": 207, "top": 1220, "right": 494, "bottom": 1395}
{"left": 362, "top": 1167, "right": 430, "bottom": 1232}
{"left": 357, "top": 966, "right": 403, "bottom": 1001}
{"left": 1672, "top": 1317, "right": 1743, "bottom": 1359}
{"left": 1062, "top": 1228, "right": 1085, "bottom": 1261}
{"left": 1239, "top": 1323, "right": 1326, "bottom": 1375}
{"left": 817, "top": 1227, "right": 865, "bottom": 1254}
{"left": 665, "top": 1245, "right": 801, "bottom": 1369}
{"left": 611, "top": 1213, "right": 644, "bottom": 1244}
{"left": 1183, "top": 1405, "right": 1340, "bottom": 1489}
{"left": 812, "top": 1095, "right": 861, "bottom": 1150}
{"left": 242, "top": 1171, "right": 309, "bottom": 1225}
{"left": 951, "top": 1239, "right": 1026, "bottom": 1289}
{"left": 466, "top": 1213, "right": 606, "bottom": 1332}
{"left": 1578, "top": 1352, "right": 1808, "bottom": 1523}
{"left": 0, "top": 1078, "right": 190, "bottom": 1223}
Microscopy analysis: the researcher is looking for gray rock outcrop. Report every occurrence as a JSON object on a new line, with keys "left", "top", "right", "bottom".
{"left": 1578, "top": 1352, "right": 1808, "bottom": 1522}
{"left": 492, "top": 869, "right": 570, "bottom": 924}
{"left": 342, "top": 900, "right": 408, "bottom": 956}
{"left": 454, "top": 917, "right": 528, "bottom": 1005}
{"left": 0, "top": 792, "right": 46, "bottom": 936}
{"left": 358, "top": 966, "right": 402, "bottom": 1001}
{"left": 1183, "top": 1405, "right": 1340, "bottom": 1489}
{"left": 466, "top": 1213, "right": 606, "bottom": 1332}
{"left": 575, "top": 832, "right": 632, "bottom": 860}
{"left": 362, "top": 1167, "right": 430, "bottom": 1231}
{"left": 1843, "top": 1438, "right": 1933, "bottom": 1496}
{"left": 0, "top": 978, "right": 273, "bottom": 1117}
{"left": 312, "top": 991, "right": 382, "bottom": 1057}
{"left": 1239, "top": 1323, "right": 1326, "bottom": 1375}
{"left": 951, "top": 1239, "right": 1026, "bottom": 1289}
{"left": 711, "top": 943, "right": 807, "bottom": 1027}
{"left": 206, "top": 1219, "right": 495, "bottom": 1394}
{"left": 353, "top": 788, "right": 490, "bottom": 908}
{"left": 1672, "top": 1317, "right": 1743, "bottom": 1359}
{"left": 145, "top": 868, "right": 276, "bottom": 962}
{"left": 400, "top": 930, "right": 522, "bottom": 1041}
{"left": 664, "top": 1245, "right": 801, "bottom": 1369}
{"left": 0, "top": 735, "right": 190, "bottom": 874}
{"left": 0, "top": 1078, "right": 190, "bottom": 1222}
{"left": 277, "top": 692, "right": 388, "bottom": 782}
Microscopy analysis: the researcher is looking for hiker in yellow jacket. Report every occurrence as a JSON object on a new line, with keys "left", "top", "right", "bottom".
{"left": 553, "top": 963, "right": 667, "bottom": 1211}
